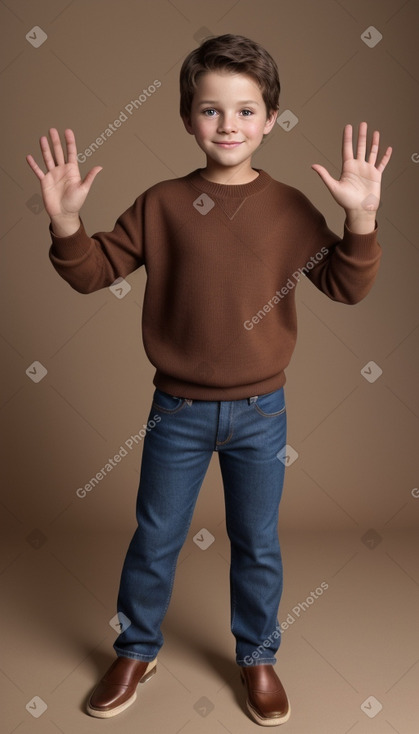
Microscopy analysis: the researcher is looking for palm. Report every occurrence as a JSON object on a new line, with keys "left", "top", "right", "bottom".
{"left": 312, "top": 122, "right": 392, "bottom": 213}
{"left": 39, "top": 161, "right": 88, "bottom": 218}
{"left": 334, "top": 156, "right": 382, "bottom": 210}
{"left": 26, "top": 128, "right": 102, "bottom": 220}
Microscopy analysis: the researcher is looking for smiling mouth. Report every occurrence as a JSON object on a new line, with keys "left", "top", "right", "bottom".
{"left": 214, "top": 141, "right": 243, "bottom": 147}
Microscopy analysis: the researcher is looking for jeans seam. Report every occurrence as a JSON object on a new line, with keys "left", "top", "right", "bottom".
{"left": 215, "top": 432, "right": 233, "bottom": 447}
{"left": 151, "top": 402, "right": 187, "bottom": 415}
{"left": 253, "top": 405, "right": 286, "bottom": 418}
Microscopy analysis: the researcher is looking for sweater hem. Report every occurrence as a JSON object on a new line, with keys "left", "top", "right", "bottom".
{"left": 152, "top": 371, "right": 286, "bottom": 401}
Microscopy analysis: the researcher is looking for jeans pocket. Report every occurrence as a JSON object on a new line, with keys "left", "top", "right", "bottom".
{"left": 253, "top": 388, "right": 286, "bottom": 417}
{"left": 152, "top": 388, "right": 187, "bottom": 415}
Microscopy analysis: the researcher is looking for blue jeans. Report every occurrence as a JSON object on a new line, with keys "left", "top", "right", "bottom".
{"left": 114, "top": 387, "right": 287, "bottom": 666}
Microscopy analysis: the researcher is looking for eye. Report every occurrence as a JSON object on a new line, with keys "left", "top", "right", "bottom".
{"left": 241, "top": 109, "right": 254, "bottom": 116}
{"left": 202, "top": 108, "right": 217, "bottom": 116}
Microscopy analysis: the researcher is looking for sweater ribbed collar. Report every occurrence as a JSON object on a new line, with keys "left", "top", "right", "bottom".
{"left": 186, "top": 168, "right": 272, "bottom": 199}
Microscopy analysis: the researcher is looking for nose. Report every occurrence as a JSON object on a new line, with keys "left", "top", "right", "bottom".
{"left": 217, "top": 113, "right": 237, "bottom": 133}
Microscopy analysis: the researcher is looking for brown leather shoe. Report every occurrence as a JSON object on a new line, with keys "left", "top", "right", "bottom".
{"left": 240, "top": 664, "right": 290, "bottom": 726}
{"left": 87, "top": 656, "right": 157, "bottom": 718}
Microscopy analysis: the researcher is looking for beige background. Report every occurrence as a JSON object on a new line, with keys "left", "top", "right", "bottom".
{"left": 1, "top": 1, "right": 418, "bottom": 732}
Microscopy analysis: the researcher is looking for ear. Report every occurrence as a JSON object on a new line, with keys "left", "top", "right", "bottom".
{"left": 263, "top": 110, "right": 278, "bottom": 135}
{"left": 182, "top": 116, "right": 194, "bottom": 135}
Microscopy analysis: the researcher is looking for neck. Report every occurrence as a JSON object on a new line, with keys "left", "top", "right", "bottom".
{"left": 200, "top": 161, "right": 259, "bottom": 185}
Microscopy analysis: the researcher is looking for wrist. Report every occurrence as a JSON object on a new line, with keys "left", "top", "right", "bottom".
{"left": 344, "top": 210, "right": 376, "bottom": 235}
{"left": 50, "top": 213, "right": 81, "bottom": 238}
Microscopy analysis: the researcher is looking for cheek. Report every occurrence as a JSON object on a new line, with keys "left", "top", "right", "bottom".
{"left": 244, "top": 118, "right": 267, "bottom": 137}
{"left": 193, "top": 119, "right": 213, "bottom": 138}
{"left": 202, "top": 118, "right": 218, "bottom": 132}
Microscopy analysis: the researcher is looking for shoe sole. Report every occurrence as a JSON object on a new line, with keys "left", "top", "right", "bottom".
{"left": 246, "top": 698, "right": 291, "bottom": 727}
{"left": 241, "top": 671, "right": 291, "bottom": 727}
{"left": 86, "top": 659, "right": 157, "bottom": 718}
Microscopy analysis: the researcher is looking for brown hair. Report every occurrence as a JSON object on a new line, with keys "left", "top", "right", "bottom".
{"left": 179, "top": 34, "right": 280, "bottom": 121}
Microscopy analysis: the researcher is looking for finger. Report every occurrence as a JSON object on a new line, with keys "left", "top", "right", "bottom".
{"left": 49, "top": 127, "right": 65, "bottom": 166}
{"left": 39, "top": 134, "right": 57, "bottom": 171}
{"left": 311, "top": 164, "right": 337, "bottom": 192}
{"left": 81, "top": 165, "right": 103, "bottom": 191}
{"left": 356, "top": 121, "right": 368, "bottom": 160}
{"left": 26, "top": 154, "right": 45, "bottom": 180}
{"left": 342, "top": 124, "right": 354, "bottom": 162}
{"left": 64, "top": 128, "right": 78, "bottom": 165}
{"left": 377, "top": 146, "right": 393, "bottom": 174}
{"left": 368, "top": 130, "right": 380, "bottom": 166}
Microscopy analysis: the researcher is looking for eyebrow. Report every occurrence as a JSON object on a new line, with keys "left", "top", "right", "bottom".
{"left": 197, "top": 100, "right": 260, "bottom": 106}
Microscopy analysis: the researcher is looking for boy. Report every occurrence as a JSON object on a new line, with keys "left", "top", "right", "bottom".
{"left": 26, "top": 34, "right": 392, "bottom": 727}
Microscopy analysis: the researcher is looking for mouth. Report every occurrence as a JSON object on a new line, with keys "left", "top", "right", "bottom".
{"left": 214, "top": 141, "right": 243, "bottom": 148}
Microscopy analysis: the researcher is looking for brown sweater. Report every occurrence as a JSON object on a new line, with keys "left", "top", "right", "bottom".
{"left": 49, "top": 168, "right": 381, "bottom": 400}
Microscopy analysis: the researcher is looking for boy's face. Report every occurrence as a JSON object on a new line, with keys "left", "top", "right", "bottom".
{"left": 182, "top": 70, "right": 277, "bottom": 183}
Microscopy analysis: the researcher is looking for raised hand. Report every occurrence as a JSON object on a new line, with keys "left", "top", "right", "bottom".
{"left": 311, "top": 122, "right": 392, "bottom": 232}
{"left": 26, "top": 128, "right": 102, "bottom": 236}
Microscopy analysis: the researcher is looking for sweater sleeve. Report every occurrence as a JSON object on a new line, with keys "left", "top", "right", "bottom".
{"left": 298, "top": 195, "right": 382, "bottom": 305}
{"left": 48, "top": 195, "right": 145, "bottom": 294}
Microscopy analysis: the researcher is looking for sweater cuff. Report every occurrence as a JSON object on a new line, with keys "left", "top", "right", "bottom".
{"left": 341, "top": 221, "right": 380, "bottom": 260}
{"left": 49, "top": 219, "right": 93, "bottom": 262}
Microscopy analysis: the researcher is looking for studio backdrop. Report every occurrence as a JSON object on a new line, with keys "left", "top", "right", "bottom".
{"left": 1, "top": 1, "right": 418, "bottom": 733}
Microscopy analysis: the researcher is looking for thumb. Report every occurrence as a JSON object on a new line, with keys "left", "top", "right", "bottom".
{"left": 311, "top": 164, "right": 337, "bottom": 192}
{"left": 82, "top": 165, "right": 103, "bottom": 191}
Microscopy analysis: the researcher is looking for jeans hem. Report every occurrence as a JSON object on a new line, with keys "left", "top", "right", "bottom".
{"left": 113, "top": 646, "right": 158, "bottom": 662}
{"left": 237, "top": 657, "right": 277, "bottom": 666}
